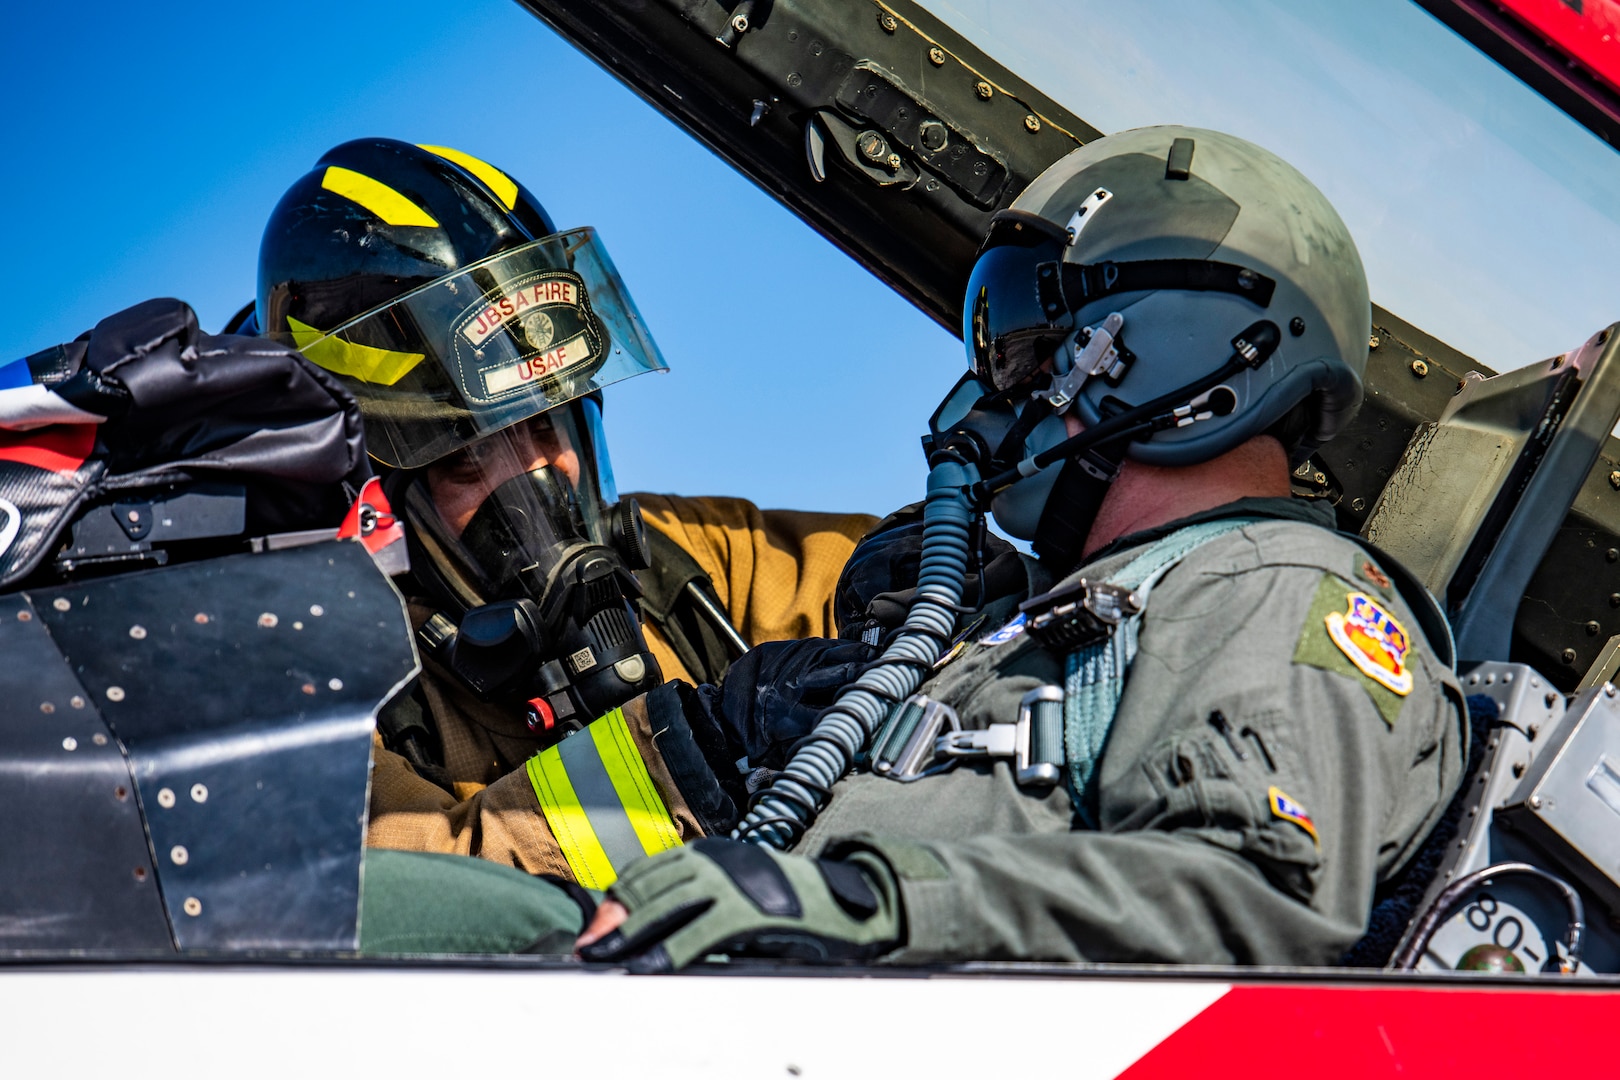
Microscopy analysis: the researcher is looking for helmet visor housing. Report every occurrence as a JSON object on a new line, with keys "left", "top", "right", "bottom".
{"left": 274, "top": 229, "right": 666, "bottom": 469}
{"left": 963, "top": 217, "right": 1073, "bottom": 392}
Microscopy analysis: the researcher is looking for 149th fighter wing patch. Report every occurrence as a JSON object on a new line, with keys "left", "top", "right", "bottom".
{"left": 1293, "top": 575, "right": 1414, "bottom": 727}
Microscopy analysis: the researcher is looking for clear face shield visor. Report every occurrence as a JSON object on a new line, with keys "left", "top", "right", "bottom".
{"left": 276, "top": 228, "right": 667, "bottom": 470}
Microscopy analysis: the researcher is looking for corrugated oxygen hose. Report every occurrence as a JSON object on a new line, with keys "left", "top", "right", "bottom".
{"left": 733, "top": 455, "right": 980, "bottom": 849}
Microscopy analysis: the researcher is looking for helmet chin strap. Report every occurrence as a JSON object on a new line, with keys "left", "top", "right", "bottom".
{"left": 1030, "top": 446, "right": 1124, "bottom": 569}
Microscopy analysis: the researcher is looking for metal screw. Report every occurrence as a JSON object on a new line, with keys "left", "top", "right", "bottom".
{"left": 194, "top": 613, "right": 209, "bottom": 625}
{"left": 1023, "top": 114, "right": 1041, "bottom": 133}
{"left": 191, "top": 784, "right": 208, "bottom": 803}
{"left": 126, "top": 510, "right": 140, "bottom": 524}
{"left": 52, "top": 598, "right": 70, "bottom": 612}
{"left": 106, "top": 686, "right": 125, "bottom": 702}
{"left": 61, "top": 737, "right": 77, "bottom": 752}
{"left": 1313, "top": 471, "right": 1327, "bottom": 485}
{"left": 302, "top": 683, "right": 317, "bottom": 696}
{"left": 329, "top": 678, "right": 344, "bottom": 691}
{"left": 1529, "top": 795, "right": 1543, "bottom": 810}
{"left": 1350, "top": 497, "right": 1366, "bottom": 512}
{"left": 129, "top": 625, "right": 146, "bottom": 640}
{"left": 1369, "top": 335, "right": 1381, "bottom": 350}
{"left": 1289, "top": 317, "right": 1306, "bottom": 336}
{"left": 1588, "top": 621, "right": 1603, "bottom": 636}
{"left": 170, "top": 845, "right": 189, "bottom": 866}
{"left": 1562, "top": 648, "right": 1578, "bottom": 665}
{"left": 70, "top": 695, "right": 84, "bottom": 709}
{"left": 729, "top": 12, "right": 748, "bottom": 33}
{"left": 183, "top": 897, "right": 202, "bottom": 917}
{"left": 157, "top": 788, "right": 176, "bottom": 808}
{"left": 258, "top": 612, "right": 278, "bottom": 628}
{"left": 879, "top": 11, "right": 897, "bottom": 32}
{"left": 309, "top": 604, "right": 324, "bottom": 617}
{"left": 92, "top": 733, "right": 107, "bottom": 746}
{"left": 39, "top": 702, "right": 54, "bottom": 714}
{"left": 975, "top": 80, "right": 993, "bottom": 100}
{"left": 1410, "top": 359, "right": 1429, "bottom": 377}
{"left": 856, "top": 130, "right": 889, "bottom": 162}
{"left": 1608, "top": 548, "right": 1619, "bottom": 563}
{"left": 1611, "top": 471, "right": 1620, "bottom": 490}
{"left": 928, "top": 46, "right": 945, "bottom": 65}
{"left": 16, "top": 610, "right": 30, "bottom": 621}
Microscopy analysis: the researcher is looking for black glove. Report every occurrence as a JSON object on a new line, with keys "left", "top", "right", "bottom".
{"left": 578, "top": 838, "right": 903, "bottom": 972}
{"left": 834, "top": 503, "right": 1027, "bottom": 643}
{"left": 697, "top": 636, "right": 878, "bottom": 773}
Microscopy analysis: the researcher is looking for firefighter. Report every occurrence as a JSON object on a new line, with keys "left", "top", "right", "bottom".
{"left": 253, "top": 138, "right": 876, "bottom": 870}
{"left": 573, "top": 126, "right": 1469, "bottom": 968}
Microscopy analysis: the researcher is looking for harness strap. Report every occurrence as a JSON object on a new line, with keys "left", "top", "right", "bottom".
{"left": 1062, "top": 518, "right": 1260, "bottom": 823}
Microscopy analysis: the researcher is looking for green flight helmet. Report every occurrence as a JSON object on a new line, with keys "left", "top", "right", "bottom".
{"left": 256, "top": 137, "right": 666, "bottom": 471}
{"left": 964, "top": 125, "right": 1370, "bottom": 472}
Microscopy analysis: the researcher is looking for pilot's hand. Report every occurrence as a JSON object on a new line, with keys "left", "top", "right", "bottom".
{"left": 574, "top": 839, "right": 902, "bottom": 972}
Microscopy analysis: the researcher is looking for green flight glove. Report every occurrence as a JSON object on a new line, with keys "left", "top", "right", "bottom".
{"left": 578, "top": 838, "right": 904, "bottom": 972}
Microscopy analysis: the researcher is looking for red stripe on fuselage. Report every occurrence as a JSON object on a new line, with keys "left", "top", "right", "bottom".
{"left": 1117, "top": 982, "right": 1620, "bottom": 1079}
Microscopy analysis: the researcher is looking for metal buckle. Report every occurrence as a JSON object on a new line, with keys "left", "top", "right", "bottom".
{"left": 871, "top": 695, "right": 961, "bottom": 781}
{"left": 1019, "top": 578, "right": 1141, "bottom": 651}
{"left": 931, "top": 686, "right": 1065, "bottom": 789}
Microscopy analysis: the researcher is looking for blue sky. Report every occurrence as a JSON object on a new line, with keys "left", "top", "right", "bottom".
{"left": 924, "top": 0, "right": 1620, "bottom": 371}
{"left": 0, "top": 0, "right": 959, "bottom": 517}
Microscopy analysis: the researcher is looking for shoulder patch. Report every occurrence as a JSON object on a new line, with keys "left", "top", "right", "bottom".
{"left": 1293, "top": 575, "right": 1414, "bottom": 727}
{"left": 1268, "top": 786, "right": 1320, "bottom": 846}
{"left": 1326, "top": 591, "right": 1413, "bottom": 696}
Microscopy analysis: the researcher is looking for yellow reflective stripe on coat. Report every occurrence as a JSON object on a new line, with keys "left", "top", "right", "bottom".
{"left": 590, "top": 708, "right": 683, "bottom": 857}
{"left": 526, "top": 707, "right": 682, "bottom": 888}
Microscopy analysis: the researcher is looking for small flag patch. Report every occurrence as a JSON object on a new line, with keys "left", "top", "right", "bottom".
{"left": 1269, "top": 785, "right": 1319, "bottom": 845}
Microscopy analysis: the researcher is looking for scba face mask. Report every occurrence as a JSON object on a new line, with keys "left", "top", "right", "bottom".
{"left": 406, "top": 399, "right": 660, "bottom": 735}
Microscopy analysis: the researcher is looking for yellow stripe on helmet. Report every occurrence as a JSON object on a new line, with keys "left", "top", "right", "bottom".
{"left": 418, "top": 144, "right": 519, "bottom": 211}
{"left": 287, "top": 316, "right": 425, "bottom": 386}
{"left": 320, "top": 165, "right": 440, "bottom": 228}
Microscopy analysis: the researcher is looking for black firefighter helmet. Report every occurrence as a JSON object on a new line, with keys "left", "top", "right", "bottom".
{"left": 257, "top": 138, "right": 667, "bottom": 729}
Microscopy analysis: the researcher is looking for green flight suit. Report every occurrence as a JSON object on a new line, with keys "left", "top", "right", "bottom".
{"left": 799, "top": 498, "right": 1468, "bottom": 967}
